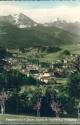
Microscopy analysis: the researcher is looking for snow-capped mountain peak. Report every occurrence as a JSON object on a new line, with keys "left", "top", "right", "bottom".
{"left": 0, "top": 13, "right": 38, "bottom": 28}
{"left": 13, "top": 14, "right": 19, "bottom": 24}
{"left": 12, "top": 13, "right": 38, "bottom": 28}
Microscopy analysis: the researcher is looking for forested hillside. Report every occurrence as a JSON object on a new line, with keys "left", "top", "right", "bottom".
{"left": 0, "top": 22, "right": 79, "bottom": 48}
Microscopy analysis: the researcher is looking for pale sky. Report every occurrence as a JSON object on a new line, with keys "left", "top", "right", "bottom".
{"left": 0, "top": 1, "right": 80, "bottom": 23}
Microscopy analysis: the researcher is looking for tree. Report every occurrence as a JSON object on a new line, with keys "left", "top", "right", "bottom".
{"left": 66, "top": 71, "right": 80, "bottom": 117}
{"left": 67, "top": 71, "right": 80, "bottom": 99}
{"left": 40, "top": 87, "right": 53, "bottom": 117}
{"left": 62, "top": 50, "right": 70, "bottom": 56}
{"left": 0, "top": 47, "right": 7, "bottom": 59}
{"left": 51, "top": 100, "right": 61, "bottom": 117}
{"left": 34, "top": 99, "right": 41, "bottom": 117}
{"left": 0, "top": 90, "right": 7, "bottom": 114}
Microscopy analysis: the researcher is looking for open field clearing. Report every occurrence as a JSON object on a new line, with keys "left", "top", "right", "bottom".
{"left": 41, "top": 44, "right": 80, "bottom": 62}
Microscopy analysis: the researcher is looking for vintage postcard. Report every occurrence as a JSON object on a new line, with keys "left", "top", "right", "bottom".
{"left": 0, "top": 0, "right": 80, "bottom": 124}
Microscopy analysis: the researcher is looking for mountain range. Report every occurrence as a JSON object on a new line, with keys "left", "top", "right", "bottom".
{"left": 44, "top": 19, "right": 80, "bottom": 35}
{"left": 0, "top": 13, "right": 80, "bottom": 49}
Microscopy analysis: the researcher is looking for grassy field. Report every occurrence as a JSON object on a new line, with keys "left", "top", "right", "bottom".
{"left": 41, "top": 44, "right": 80, "bottom": 62}
{"left": 0, "top": 114, "right": 79, "bottom": 124}
{"left": 62, "top": 44, "right": 80, "bottom": 54}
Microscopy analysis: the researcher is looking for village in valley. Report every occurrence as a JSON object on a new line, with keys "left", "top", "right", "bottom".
{"left": 2, "top": 47, "right": 80, "bottom": 84}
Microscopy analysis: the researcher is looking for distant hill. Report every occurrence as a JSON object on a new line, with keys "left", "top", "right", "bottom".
{"left": 44, "top": 19, "right": 80, "bottom": 35}
{"left": 0, "top": 14, "right": 80, "bottom": 49}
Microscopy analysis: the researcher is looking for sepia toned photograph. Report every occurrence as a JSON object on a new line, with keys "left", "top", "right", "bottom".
{"left": 0, "top": 0, "right": 80, "bottom": 124}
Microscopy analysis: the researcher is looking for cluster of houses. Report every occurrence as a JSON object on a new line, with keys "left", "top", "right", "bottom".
{"left": 2, "top": 53, "right": 80, "bottom": 84}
